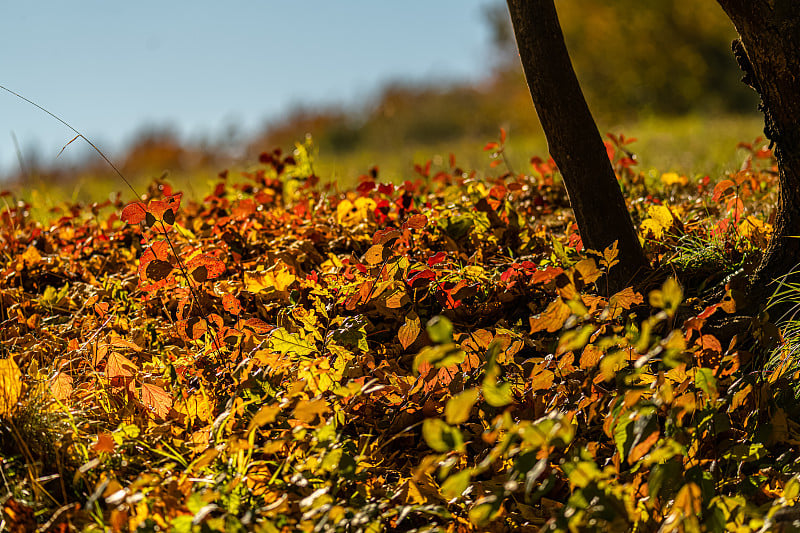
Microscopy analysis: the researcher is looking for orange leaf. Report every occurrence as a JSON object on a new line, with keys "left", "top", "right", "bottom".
{"left": 530, "top": 368, "right": 554, "bottom": 392}
{"left": 399, "top": 315, "right": 421, "bottom": 350}
{"left": 106, "top": 352, "right": 137, "bottom": 379}
{"left": 141, "top": 383, "right": 172, "bottom": 418}
{"left": 404, "top": 214, "right": 428, "bottom": 230}
{"left": 187, "top": 254, "right": 226, "bottom": 282}
{"left": 628, "top": 429, "right": 659, "bottom": 463}
{"left": 223, "top": 294, "right": 243, "bottom": 315}
{"left": 580, "top": 344, "right": 604, "bottom": 369}
{"left": 93, "top": 432, "right": 115, "bottom": 454}
{"left": 530, "top": 298, "right": 571, "bottom": 334}
{"left": 673, "top": 482, "right": 702, "bottom": 516}
{"left": 50, "top": 372, "right": 73, "bottom": 401}
{"left": 121, "top": 202, "right": 146, "bottom": 225}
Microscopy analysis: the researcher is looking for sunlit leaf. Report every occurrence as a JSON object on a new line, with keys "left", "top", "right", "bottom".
{"left": 141, "top": 383, "right": 172, "bottom": 418}
{"left": 529, "top": 297, "right": 571, "bottom": 334}
{"left": 445, "top": 388, "right": 478, "bottom": 425}
{"left": 398, "top": 314, "right": 421, "bottom": 350}
{"left": 0, "top": 358, "right": 22, "bottom": 415}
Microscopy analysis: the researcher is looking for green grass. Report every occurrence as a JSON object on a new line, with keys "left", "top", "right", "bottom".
{"left": 7, "top": 112, "right": 765, "bottom": 224}
{"left": 313, "top": 112, "right": 764, "bottom": 187}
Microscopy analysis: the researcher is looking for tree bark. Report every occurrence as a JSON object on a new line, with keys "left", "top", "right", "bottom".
{"left": 716, "top": 1, "right": 800, "bottom": 318}
{"left": 506, "top": 0, "right": 649, "bottom": 290}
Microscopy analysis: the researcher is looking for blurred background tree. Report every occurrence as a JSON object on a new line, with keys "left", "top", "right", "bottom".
{"left": 251, "top": 0, "right": 758, "bottom": 155}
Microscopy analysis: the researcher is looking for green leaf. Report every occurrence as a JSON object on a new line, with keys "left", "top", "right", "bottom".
{"left": 694, "top": 367, "right": 718, "bottom": 402}
{"left": 482, "top": 376, "right": 513, "bottom": 407}
{"left": 426, "top": 315, "right": 453, "bottom": 344}
{"left": 649, "top": 277, "right": 683, "bottom": 316}
{"left": 413, "top": 344, "right": 465, "bottom": 373}
{"left": 422, "top": 418, "right": 464, "bottom": 452}
{"left": 469, "top": 495, "right": 502, "bottom": 526}
{"left": 440, "top": 470, "right": 471, "bottom": 500}
{"left": 445, "top": 388, "right": 479, "bottom": 425}
{"left": 613, "top": 413, "right": 634, "bottom": 459}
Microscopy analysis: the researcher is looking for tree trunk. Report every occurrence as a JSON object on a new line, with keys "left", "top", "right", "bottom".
{"left": 506, "top": 0, "right": 649, "bottom": 290}
{"left": 716, "top": 1, "right": 800, "bottom": 318}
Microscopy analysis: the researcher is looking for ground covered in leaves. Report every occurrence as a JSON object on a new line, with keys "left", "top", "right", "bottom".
{"left": 1, "top": 135, "right": 799, "bottom": 532}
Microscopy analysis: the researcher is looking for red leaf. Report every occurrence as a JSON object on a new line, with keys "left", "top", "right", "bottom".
{"left": 427, "top": 252, "right": 447, "bottom": 267}
{"left": 121, "top": 202, "right": 147, "bottom": 224}
{"left": 187, "top": 254, "right": 226, "bottom": 282}
{"left": 407, "top": 269, "right": 436, "bottom": 286}
{"left": 404, "top": 214, "right": 428, "bottom": 230}
{"left": 484, "top": 141, "right": 499, "bottom": 152}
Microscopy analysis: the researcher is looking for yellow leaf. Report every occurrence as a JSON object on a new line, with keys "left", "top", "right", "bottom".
{"left": 21, "top": 245, "right": 42, "bottom": 267}
{"left": 649, "top": 277, "right": 683, "bottom": 316}
{"left": 640, "top": 219, "right": 664, "bottom": 238}
{"left": 648, "top": 205, "right": 675, "bottom": 229}
{"left": 248, "top": 404, "right": 282, "bottom": 433}
{"left": 445, "top": 388, "right": 479, "bottom": 425}
{"left": 574, "top": 258, "right": 601, "bottom": 285}
{"left": 673, "top": 482, "right": 702, "bottom": 516}
{"left": 244, "top": 265, "right": 296, "bottom": 293}
{"left": 293, "top": 399, "right": 330, "bottom": 425}
{"left": 0, "top": 358, "right": 23, "bottom": 416}
{"left": 661, "top": 172, "right": 688, "bottom": 186}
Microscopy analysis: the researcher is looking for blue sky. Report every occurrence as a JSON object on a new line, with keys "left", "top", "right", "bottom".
{"left": 1, "top": 1, "right": 496, "bottom": 176}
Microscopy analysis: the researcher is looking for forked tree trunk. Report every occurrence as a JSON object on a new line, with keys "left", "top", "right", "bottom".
{"left": 715, "top": 1, "right": 800, "bottom": 316}
{"left": 506, "top": 0, "right": 649, "bottom": 290}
